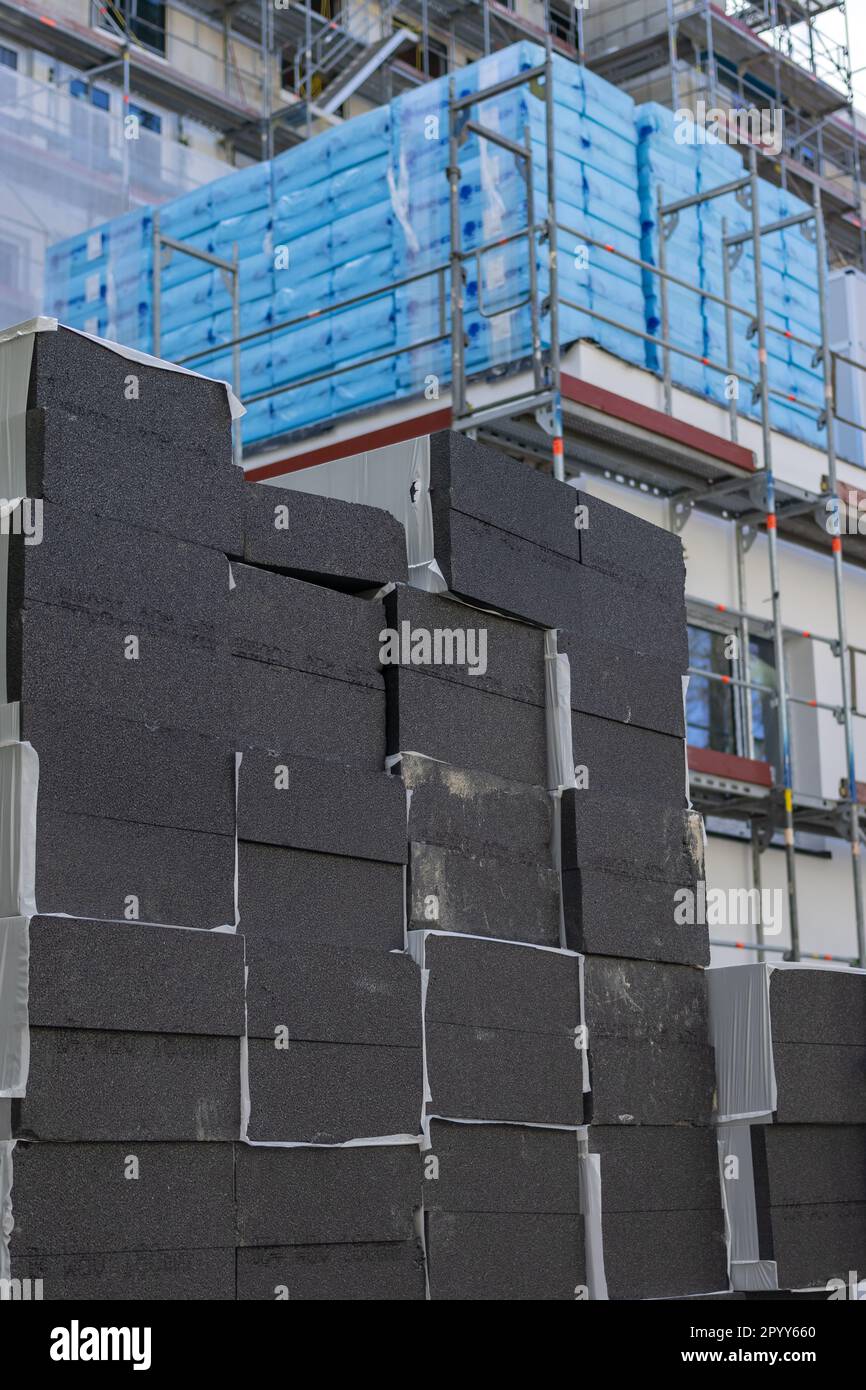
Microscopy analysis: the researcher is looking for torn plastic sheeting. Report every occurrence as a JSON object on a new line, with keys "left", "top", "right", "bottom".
{"left": 0, "top": 317, "right": 245, "bottom": 421}
{"left": 544, "top": 629, "right": 573, "bottom": 950}
{"left": 717, "top": 1121, "right": 778, "bottom": 1293}
{"left": 706, "top": 963, "right": 777, "bottom": 1122}
{"left": 0, "top": 918, "right": 29, "bottom": 1101}
{"left": 578, "top": 1144, "right": 608, "bottom": 1301}
{"left": 0, "top": 1140, "right": 13, "bottom": 1283}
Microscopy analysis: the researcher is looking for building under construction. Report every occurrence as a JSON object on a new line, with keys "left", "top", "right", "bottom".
{"left": 0, "top": 0, "right": 865, "bottom": 1311}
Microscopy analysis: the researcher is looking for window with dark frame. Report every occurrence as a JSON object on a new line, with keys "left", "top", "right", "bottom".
{"left": 686, "top": 623, "right": 778, "bottom": 768}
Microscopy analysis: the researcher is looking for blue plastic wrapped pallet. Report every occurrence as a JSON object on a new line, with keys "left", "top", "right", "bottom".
{"left": 45, "top": 43, "right": 646, "bottom": 449}
{"left": 635, "top": 102, "right": 825, "bottom": 447}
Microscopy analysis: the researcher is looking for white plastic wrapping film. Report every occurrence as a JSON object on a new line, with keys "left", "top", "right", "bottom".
{"left": 717, "top": 1121, "right": 779, "bottom": 1292}
{"left": 0, "top": 742, "right": 39, "bottom": 920}
{"left": 577, "top": 1143, "right": 609, "bottom": 1301}
{"left": 543, "top": 630, "right": 576, "bottom": 795}
{"left": 269, "top": 434, "right": 445, "bottom": 591}
{"left": 0, "top": 917, "right": 29, "bottom": 1101}
{"left": 706, "top": 963, "right": 777, "bottom": 1122}
{"left": 0, "top": 1140, "right": 14, "bottom": 1283}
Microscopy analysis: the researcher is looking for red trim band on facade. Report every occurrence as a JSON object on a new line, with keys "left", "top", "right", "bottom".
{"left": 688, "top": 745, "right": 774, "bottom": 787}
{"left": 560, "top": 374, "right": 756, "bottom": 474}
{"left": 244, "top": 407, "right": 453, "bottom": 481}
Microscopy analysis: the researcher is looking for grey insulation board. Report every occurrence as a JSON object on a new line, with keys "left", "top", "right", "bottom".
{"left": 400, "top": 754, "right": 553, "bottom": 862}
{"left": 243, "top": 483, "right": 407, "bottom": 588}
{"left": 237, "top": 750, "right": 406, "bottom": 863}
{"left": 12, "top": 603, "right": 228, "bottom": 734}
{"left": 582, "top": 955, "right": 711, "bottom": 1047}
{"left": 27, "top": 327, "right": 234, "bottom": 451}
{"left": 33, "top": 811, "right": 235, "bottom": 931}
{"left": 570, "top": 710, "right": 687, "bottom": 807}
{"left": 246, "top": 1038, "right": 422, "bottom": 1144}
{"left": 425, "top": 1119, "right": 581, "bottom": 1214}
{"left": 228, "top": 655, "right": 386, "bottom": 769}
{"left": 236, "top": 1243, "right": 427, "bottom": 1301}
{"left": 588, "top": 1125, "right": 723, "bottom": 1212}
{"left": 601, "top": 1209, "right": 729, "bottom": 1301}
{"left": 437, "top": 509, "right": 690, "bottom": 666}
{"left": 759, "top": 1204, "right": 866, "bottom": 1292}
{"left": 425, "top": 1210, "right": 585, "bottom": 1301}
{"left": 386, "top": 665, "right": 547, "bottom": 786}
{"left": 25, "top": 406, "right": 245, "bottom": 554}
{"left": 383, "top": 583, "right": 546, "bottom": 706}
{"left": 573, "top": 488, "right": 686, "bottom": 597}
{"left": 561, "top": 791, "right": 702, "bottom": 882}
{"left": 10, "top": 1249, "right": 237, "bottom": 1301}
{"left": 562, "top": 866, "right": 710, "bottom": 967}
{"left": 228, "top": 562, "right": 384, "bottom": 689}
{"left": 9, "top": 1141, "right": 236, "bottom": 1254}
{"left": 235, "top": 1142, "right": 421, "bottom": 1247}
{"left": 422, "top": 933, "right": 581, "bottom": 1037}
{"left": 429, "top": 429, "right": 583, "bottom": 562}
{"left": 773, "top": 1043, "right": 866, "bottom": 1124}
{"left": 244, "top": 940, "right": 421, "bottom": 1045}
{"left": 11, "top": 1028, "right": 239, "bottom": 1142}
{"left": 26, "top": 917, "right": 245, "bottom": 1036}
{"left": 8, "top": 500, "right": 229, "bottom": 647}
{"left": 750, "top": 1125, "right": 866, "bottom": 1208}
{"left": 425, "top": 1022, "right": 583, "bottom": 1126}
{"left": 237, "top": 843, "right": 404, "bottom": 951}
{"left": 408, "top": 842, "right": 561, "bottom": 947}
{"left": 26, "top": 705, "right": 235, "bottom": 836}
{"left": 557, "top": 628, "right": 687, "bottom": 733}
{"left": 587, "top": 1037, "right": 716, "bottom": 1125}
{"left": 768, "top": 967, "right": 866, "bottom": 1046}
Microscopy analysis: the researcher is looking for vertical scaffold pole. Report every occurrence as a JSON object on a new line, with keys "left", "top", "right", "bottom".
{"left": 814, "top": 182, "right": 866, "bottom": 967}
{"left": 448, "top": 77, "right": 466, "bottom": 423}
{"left": 748, "top": 147, "right": 801, "bottom": 959}
{"left": 544, "top": 38, "right": 564, "bottom": 479}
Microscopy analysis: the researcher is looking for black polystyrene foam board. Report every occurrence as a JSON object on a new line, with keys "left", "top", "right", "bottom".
{"left": 228, "top": 655, "right": 386, "bottom": 769}
{"left": 601, "top": 1208, "right": 728, "bottom": 1300}
{"left": 27, "top": 916, "right": 245, "bottom": 1036}
{"left": 26, "top": 407, "right": 245, "bottom": 553}
{"left": 400, "top": 754, "right": 553, "bottom": 861}
{"left": 237, "top": 750, "right": 406, "bottom": 863}
{"left": 383, "top": 583, "right": 546, "bottom": 706}
{"left": 423, "top": 933, "right": 581, "bottom": 1036}
{"left": 408, "top": 842, "right": 561, "bottom": 946}
{"left": 561, "top": 790, "right": 702, "bottom": 881}
{"left": 557, "top": 627, "right": 687, "bottom": 731}
{"left": 236, "top": 1242, "right": 427, "bottom": 1301}
{"left": 574, "top": 488, "right": 687, "bottom": 596}
{"left": 243, "top": 1038, "right": 422, "bottom": 1144}
{"left": 10, "top": 1249, "right": 237, "bottom": 1301}
{"left": 772, "top": 1043, "right": 866, "bottom": 1124}
{"left": 425, "top": 1210, "right": 585, "bottom": 1300}
{"left": 28, "top": 328, "right": 233, "bottom": 448}
{"left": 587, "top": 1038, "right": 716, "bottom": 1125}
{"left": 12, "top": 602, "right": 228, "bottom": 734}
{"left": 562, "top": 867, "right": 710, "bottom": 967}
{"left": 33, "top": 811, "right": 235, "bottom": 930}
{"left": 571, "top": 710, "right": 687, "bottom": 807}
{"left": 764, "top": 1203, "right": 866, "bottom": 1292}
{"left": 243, "top": 483, "right": 407, "bottom": 587}
{"left": 425, "top": 1021, "right": 583, "bottom": 1126}
{"left": 438, "top": 509, "right": 690, "bottom": 665}
{"left": 768, "top": 967, "right": 866, "bottom": 1046}
{"left": 750, "top": 1125, "right": 866, "bottom": 1207}
{"left": 385, "top": 665, "right": 547, "bottom": 784}
{"left": 234, "top": 1141, "right": 421, "bottom": 1246}
{"left": 588, "top": 1125, "right": 723, "bottom": 1212}
{"left": 8, "top": 500, "right": 229, "bottom": 647}
{"left": 10, "top": 1141, "right": 236, "bottom": 1254}
{"left": 237, "top": 842, "right": 404, "bottom": 950}
{"left": 428, "top": 430, "right": 583, "bottom": 562}
{"left": 425, "top": 1119, "right": 581, "bottom": 1214}
{"left": 244, "top": 939, "right": 421, "bottom": 1045}
{"left": 12, "top": 1028, "right": 240, "bottom": 1142}
{"left": 26, "top": 705, "right": 235, "bottom": 836}
{"left": 583, "top": 956, "right": 711, "bottom": 1045}
{"left": 228, "top": 562, "right": 383, "bottom": 689}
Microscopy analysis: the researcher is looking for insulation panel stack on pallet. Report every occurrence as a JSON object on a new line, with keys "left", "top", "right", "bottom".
{"left": 710, "top": 963, "right": 866, "bottom": 1297}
